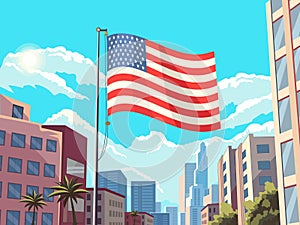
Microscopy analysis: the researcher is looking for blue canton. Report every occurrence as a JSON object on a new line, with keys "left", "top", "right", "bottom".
{"left": 107, "top": 34, "right": 147, "bottom": 72}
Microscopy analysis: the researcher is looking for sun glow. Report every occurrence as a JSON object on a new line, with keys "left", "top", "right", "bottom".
{"left": 19, "top": 50, "right": 40, "bottom": 73}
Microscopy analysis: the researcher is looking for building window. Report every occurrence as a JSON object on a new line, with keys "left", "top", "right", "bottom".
{"left": 8, "top": 157, "right": 22, "bottom": 173}
{"left": 30, "top": 136, "right": 42, "bottom": 150}
{"left": 295, "top": 48, "right": 300, "bottom": 82}
{"left": 44, "top": 164, "right": 55, "bottom": 178}
{"left": 223, "top": 162, "right": 226, "bottom": 171}
{"left": 6, "top": 210, "right": 20, "bottom": 225}
{"left": 87, "top": 218, "right": 91, "bottom": 224}
{"left": 26, "top": 185, "right": 39, "bottom": 195}
{"left": 243, "top": 162, "right": 247, "bottom": 171}
{"left": 11, "top": 133, "right": 26, "bottom": 148}
{"left": 259, "top": 176, "right": 272, "bottom": 186}
{"left": 7, "top": 183, "right": 22, "bottom": 199}
{"left": 291, "top": 5, "right": 300, "bottom": 40}
{"left": 25, "top": 212, "right": 37, "bottom": 225}
{"left": 42, "top": 213, "right": 53, "bottom": 225}
{"left": 0, "top": 155, "right": 2, "bottom": 171}
{"left": 27, "top": 161, "right": 40, "bottom": 176}
{"left": 244, "top": 188, "right": 248, "bottom": 198}
{"left": 285, "top": 186, "right": 299, "bottom": 223}
{"left": 278, "top": 97, "right": 292, "bottom": 133}
{"left": 270, "top": 0, "right": 282, "bottom": 13}
{"left": 257, "top": 144, "right": 270, "bottom": 153}
{"left": 0, "top": 130, "right": 5, "bottom": 145}
{"left": 243, "top": 175, "right": 248, "bottom": 184}
{"left": 224, "top": 187, "right": 227, "bottom": 196}
{"left": 87, "top": 206, "right": 91, "bottom": 212}
{"left": 46, "top": 140, "right": 57, "bottom": 152}
{"left": 258, "top": 161, "right": 271, "bottom": 170}
{"left": 12, "top": 104, "right": 24, "bottom": 119}
{"left": 281, "top": 140, "right": 296, "bottom": 177}
{"left": 87, "top": 193, "right": 91, "bottom": 200}
{"left": 0, "top": 181, "right": 2, "bottom": 198}
{"left": 223, "top": 174, "right": 227, "bottom": 183}
{"left": 242, "top": 149, "right": 246, "bottom": 159}
{"left": 43, "top": 188, "right": 54, "bottom": 202}
{"left": 272, "top": 17, "right": 285, "bottom": 51}
{"left": 275, "top": 56, "right": 288, "bottom": 91}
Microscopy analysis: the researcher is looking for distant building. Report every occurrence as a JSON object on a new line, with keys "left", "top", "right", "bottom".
{"left": 180, "top": 213, "right": 186, "bottom": 225}
{"left": 0, "top": 95, "right": 87, "bottom": 225}
{"left": 131, "top": 181, "right": 156, "bottom": 213}
{"left": 166, "top": 206, "right": 178, "bottom": 225}
{"left": 185, "top": 163, "right": 196, "bottom": 199}
{"left": 138, "top": 212, "right": 154, "bottom": 225}
{"left": 98, "top": 170, "right": 127, "bottom": 211}
{"left": 218, "top": 146, "right": 237, "bottom": 211}
{"left": 203, "top": 184, "right": 219, "bottom": 206}
{"left": 155, "top": 202, "right": 162, "bottom": 212}
{"left": 201, "top": 203, "right": 219, "bottom": 225}
{"left": 151, "top": 212, "right": 170, "bottom": 225}
{"left": 85, "top": 188, "right": 125, "bottom": 225}
{"left": 266, "top": 0, "right": 300, "bottom": 225}
{"left": 125, "top": 212, "right": 142, "bottom": 225}
{"left": 235, "top": 134, "right": 276, "bottom": 225}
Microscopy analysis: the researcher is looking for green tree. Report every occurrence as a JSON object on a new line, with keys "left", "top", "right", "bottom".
{"left": 48, "top": 175, "right": 88, "bottom": 225}
{"left": 20, "top": 190, "right": 47, "bottom": 225}
{"left": 130, "top": 210, "right": 139, "bottom": 225}
{"left": 244, "top": 182, "right": 279, "bottom": 225}
{"left": 209, "top": 202, "right": 238, "bottom": 225}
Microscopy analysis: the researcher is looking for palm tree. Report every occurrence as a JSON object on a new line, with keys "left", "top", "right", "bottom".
{"left": 20, "top": 190, "right": 47, "bottom": 225}
{"left": 130, "top": 210, "right": 139, "bottom": 225}
{"left": 48, "top": 175, "right": 88, "bottom": 225}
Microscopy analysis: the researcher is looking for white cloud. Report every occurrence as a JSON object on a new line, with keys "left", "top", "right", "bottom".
{"left": 219, "top": 73, "right": 273, "bottom": 129}
{"left": 0, "top": 47, "right": 105, "bottom": 100}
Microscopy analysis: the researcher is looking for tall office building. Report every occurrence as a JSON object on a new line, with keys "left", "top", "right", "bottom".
{"left": 131, "top": 181, "right": 156, "bottom": 213}
{"left": 195, "top": 142, "right": 208, "bottom": 189}
{"left": 166, "top": 206, "right": 178, "bottom": 225}
{"left": 185, "top": 163, "right": 196, "bottom": 199}
{"left": 218, "top": 146, "right": 237, "bottom": 211}
{"left": 151, "top": 213, "right": 170, "bottom": 225}
{"left": 180, "top": 213, "right": 185, "bottom": 225}
{"left": 203, "top": 184, "right": 219, "bottom": 207}
{"left": 266, "top": 0, "right": 300, "bottom": 224}
{"left": 98, "top": 170, "right": 127, "bottom": 211}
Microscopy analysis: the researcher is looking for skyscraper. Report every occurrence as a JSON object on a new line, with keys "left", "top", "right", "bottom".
{"left": 155, "top": 202, "right": 162, "bottom": 212}
{"left": 195, "top": 142, "right": 208, "bottom": 189}
{"left": 266, "top": 0, "right": 300, "bottom": 225}
{"left": 131, "top": 181, "right": 156, "bottom": 213}
{"left": 166, "top": 206, "right": 178, "bottom": 225}
{"left": 151, "top": 213, "right": 170, "bottom": 225}
{"left": 185, "top": 163, "right": 196, "bottom": 199}
{"left": 98, "top": 170, "right": 127, "bottom": 211}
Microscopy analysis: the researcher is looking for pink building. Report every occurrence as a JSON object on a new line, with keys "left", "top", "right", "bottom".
{"left": 201, "top": 203, "right": 219, "bottom": 225}
{"left": 138, "top": 212, "right": 154, "bottom": 225}
{"left": 0, "top": 95, "right": 87, "bottom": 225}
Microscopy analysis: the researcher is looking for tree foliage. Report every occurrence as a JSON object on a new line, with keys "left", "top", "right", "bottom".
{"left": 209, "top": 203, "right": 238, "bottom": 225}
{"left": 244, "top": 182, "right": 279, "bottom": 225}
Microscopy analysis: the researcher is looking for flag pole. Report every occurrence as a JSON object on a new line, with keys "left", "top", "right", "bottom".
{"left": 94, "top": 26, "right": 107, "bottom": 225}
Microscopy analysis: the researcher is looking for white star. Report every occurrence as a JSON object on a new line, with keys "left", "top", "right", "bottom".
{"left": 137, "top": 64, "right": 140, "bottom": 68}
{"left": 122, "top": 35, "right": 124, "bottom": 38}
{"left": 142, "top": 66, "right": 145, "bottom": 70}
{"left": 117, "top": 35, "right": 120, "bottom": 38}
{"left": 122, "top": 62, "right": 125, "bottom": 65}
{"left": 117, "top": 62, "right": 120, "bottom": 65}
{"left": 141, "top": 39, "right": 144, "bottom": 42}
{"left": 122, "top": 53, "right": 125, "bottom": 56}
{"left": 113, "top": 63, "right": 116, "bottom": 66}
{"left": 124, "top": 58, "right": 127, "bottom": 61}
{"left": 126, "top": 35, "right": 129, "bottom": 39}
{"left": 120, "top": 40, "right": 123, "bottom": 43}
{"left": 113, "top": 36, "right": 115, "bottom": 39}
{"left": 120, "top": 57, "right": 123, "bottom": 61}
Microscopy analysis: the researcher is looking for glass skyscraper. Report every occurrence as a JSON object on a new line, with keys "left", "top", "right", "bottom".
{"left": 131, "top": 181, "right": 156, "bottom": 213}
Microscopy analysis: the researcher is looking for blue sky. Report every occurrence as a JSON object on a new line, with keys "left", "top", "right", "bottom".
{"left": 0, "top": 0, "right": 274, "bottom": 208}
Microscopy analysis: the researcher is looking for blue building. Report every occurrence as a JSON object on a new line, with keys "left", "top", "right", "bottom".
{"left": 98, "top": 170, "right": 127, "bottom": 210}
{"left": 155, "top": 202, "right": 162, "bottom": 212}
{"left": 166, "top": 206, "right": 178, "bottom": 225}
{"left": 131, "top": 181, "right": 156, "bottom": 212}
{"left": 180, "top": 213, "right": 185, "bottom": 225}
{"left": 151, "top": 213, "right": 169, "bottom": 225}
{"left": 185, "top": 163, "right": 196, "bottom": 199}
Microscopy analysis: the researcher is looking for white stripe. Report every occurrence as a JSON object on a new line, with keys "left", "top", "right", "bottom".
{"left": 108, "top": 63, "right": 216, "bottom": 83}
{"left": 108, "top": 83, "right": 219, "bottom": 111}
{"left": 108, "top": 68, "right": 218, "bottom": 97}
{"left": 146, "top": 46, "right": 215, "bottom": 68}
{"left": 108, "top": 96, "right": 220, "bottom": 125}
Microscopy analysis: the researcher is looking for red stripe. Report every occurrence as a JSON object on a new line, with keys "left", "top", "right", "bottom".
{"left": 147, "top": 53, "right": 216, "bottom": 75}
{"left": 146, "top": 40, "right": 215, "bottom": 61}
{"left": 108, "top": 105, "right": 221, "bottom": 132}
{"left": 108, "top": 74, "right": 219, "bottom": 104}
{"left": 146, "top": 66, "right": 217, "bottom": 89}
{"left": 108, "top": 89, "right": 219, "bottom": 118}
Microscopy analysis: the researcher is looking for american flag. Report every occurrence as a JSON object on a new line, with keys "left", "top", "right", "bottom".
{"left": 106, "top": 33, "right": 220, "bottom": 132}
